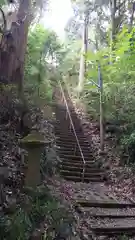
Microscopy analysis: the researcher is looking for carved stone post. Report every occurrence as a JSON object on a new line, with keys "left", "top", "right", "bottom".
{"left": 20, "top": 131, "right": 50, "bottom": 188}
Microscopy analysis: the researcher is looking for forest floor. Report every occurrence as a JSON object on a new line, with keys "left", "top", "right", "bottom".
{"left": 0, "top": 86, "right": 78, "bottom": 239}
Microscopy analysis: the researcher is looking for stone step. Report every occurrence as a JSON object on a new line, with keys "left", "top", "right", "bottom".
{"left": 55, "top": 107, "right": 74, "bottom": 112}
{"left": 60, "top": 170, "right": 104, "bottom": 178}
{"left": 55, "top": 109, "right": 76, "bottom": 113}
{"left": 56, "top": 136, "right": 89, "bottom": 144}
{"left": 56, "top": 113, "right": 79, "bottom": 116}
{"left": 61, "top": 161, "right": 96, "bottom": 167}
{"left": 57, "top": 140, "right": 89, "bottom": 146}
{"left": 55, "top": 118, "right": 79, "bottom": 123}
{"left": 64, "top": 175, "right": 103, "bottom": 182}
{"left": 56, "top": 145, "right": 91, "bottom": 151}
{"left": 58, "top": 151, "right": 93, "bottom": 158}
{"left": 56, "top": 137, "right": 89, "bottom": 144}
{"left": 92, "top": 225, "right": 135, "bottom": 236}
{"left": 79, "top": 207, "right": 135, "bottom": 218}
{"left": 76, "top": 201, "right": 135, "bottom": 208}
{"left": 56, "top": 142, "right": 90, "bottom": 148}
{"left": 60, "top": 159, "right": 95, "bottom": 166}
{"left": 56, "top": 133, "right": 86, "bottom": 139}
{"left": 61, "top": 163, "right": 96, "bottom": 168}
{"left": 59, "top": 151, "right": 93, "bottom": 157}
{"left": 58, "top": 146, "right": 91, "bottom": 152}
{"left": 55, "top": 129, "right": 83, "bottom": 135}
{"left": 58, "top": 154, "right": 93, "bottom": 160}
{"left": 55, "top": 112, "right": 77, "bottom": 117}
{"left": 55, "top": 132, "right": 86, "bottom": 138}
{"left": 55, "top": 122, "right": 81, "bottom": 127}
{"left": 61, "top": 165, "right": 102, "bottom": 172}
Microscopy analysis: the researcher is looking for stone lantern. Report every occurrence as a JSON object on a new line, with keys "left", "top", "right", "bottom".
{"left": 20, "top": 131, "right": 51, "bottom": 188}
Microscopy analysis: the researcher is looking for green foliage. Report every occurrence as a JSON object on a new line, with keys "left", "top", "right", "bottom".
{"left": 24, "top": 24, "right": 62, "bottom": 105}
{"left": 60, "top": 26, "right": 135, "bottom": 163}
{"left": 0, "top": 186, "right": 73, "bottom": 240}
{"left": 58, "top": 1, "right": 135, "bottom": 162}
{"left": 120, "top": 131, "right": 135, "bottom": 164}
{"left": 81, "top": 27, "right": 135, "bottom": 162}
{"left": 59, "top": 39, "right": 81, "bottom": 77}
{"left": 0, "top": 0, "right": 5, "bottom": 6}
{"left": 117, "top": 235, "right": 129, "bottom": 240}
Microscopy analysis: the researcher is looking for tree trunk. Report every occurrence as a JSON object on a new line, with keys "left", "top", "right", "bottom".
{"left": 0, "top": 33, "right": 14, "bottom": 83}
{"left": 84, "top": 7, "right": 89, "bottom": 76}
{"left": 11, "top": 0, "right": 31, "bottom": 99}
{"left": 0, "top": 0, "right": 31, "bottom": 100}
{"left": 77, "top": 2, "right": 89, "bottom": 93}
{"left": 129, "top": 2, "right": 135, "bottom": 31}
{"left": 110, "top": 0, "right": 116, "bottom": 50}
{"left": 78, "top": 37, "right": 85, "bottom": 93}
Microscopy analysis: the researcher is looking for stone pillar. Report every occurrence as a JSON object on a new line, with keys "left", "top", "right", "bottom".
{"left": 20, "top": 132, "right": 51, "bottom": 188}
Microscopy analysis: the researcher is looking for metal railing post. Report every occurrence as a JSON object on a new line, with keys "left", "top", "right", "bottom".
{"left": 69, "top": 122, "right": 72, "bottom": 132}
{"left": 66, "top": 110, "right": 68, "bottom": 120}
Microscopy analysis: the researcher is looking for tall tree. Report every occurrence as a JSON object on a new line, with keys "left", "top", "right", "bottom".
{"left": 12, "top": 0, "right": 31, "bottom": 98}
{"left": 77, "top": 0, "right": 89, "bottom": 92}
{"left": 0, "top": 0, "right": 48, "bottom": 98}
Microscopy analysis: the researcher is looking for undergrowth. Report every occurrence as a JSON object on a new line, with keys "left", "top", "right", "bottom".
{"left": 0, "top": 185, "right": 73, "bottom": 240}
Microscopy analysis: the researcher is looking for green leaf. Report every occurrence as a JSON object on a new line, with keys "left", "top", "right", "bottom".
{"left": 29, "top": 65, "right": 39, "bottom": 75}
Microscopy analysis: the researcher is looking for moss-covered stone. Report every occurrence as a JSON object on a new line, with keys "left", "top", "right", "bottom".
{"left": 20, "top": 131, "right": 51, "bottom": 188}
{"left": 20, "top": 132, "right": 50, "bottom": 147}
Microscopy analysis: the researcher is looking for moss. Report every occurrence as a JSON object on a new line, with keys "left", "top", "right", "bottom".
{"left": 20, "top": 132, "right": 51, "bottom": 145}
{"left": 20, "top": 132, "right": 49, "bottom": 187}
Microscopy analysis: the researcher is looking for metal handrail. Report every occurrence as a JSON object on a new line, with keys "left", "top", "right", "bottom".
{"left": 59, "top": 81, "right": 86, "bottom": 181}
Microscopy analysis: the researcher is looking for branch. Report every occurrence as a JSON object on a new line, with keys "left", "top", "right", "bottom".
{"left": 0, "top": 8, "right": 6, "bottom": 33}
{"left": 116, "top": 0, "right": 126, "bottom": 12}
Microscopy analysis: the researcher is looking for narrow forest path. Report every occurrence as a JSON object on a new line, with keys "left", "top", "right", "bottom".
{"left": 50, "top": 89, "right": 135, "bottom": 240}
